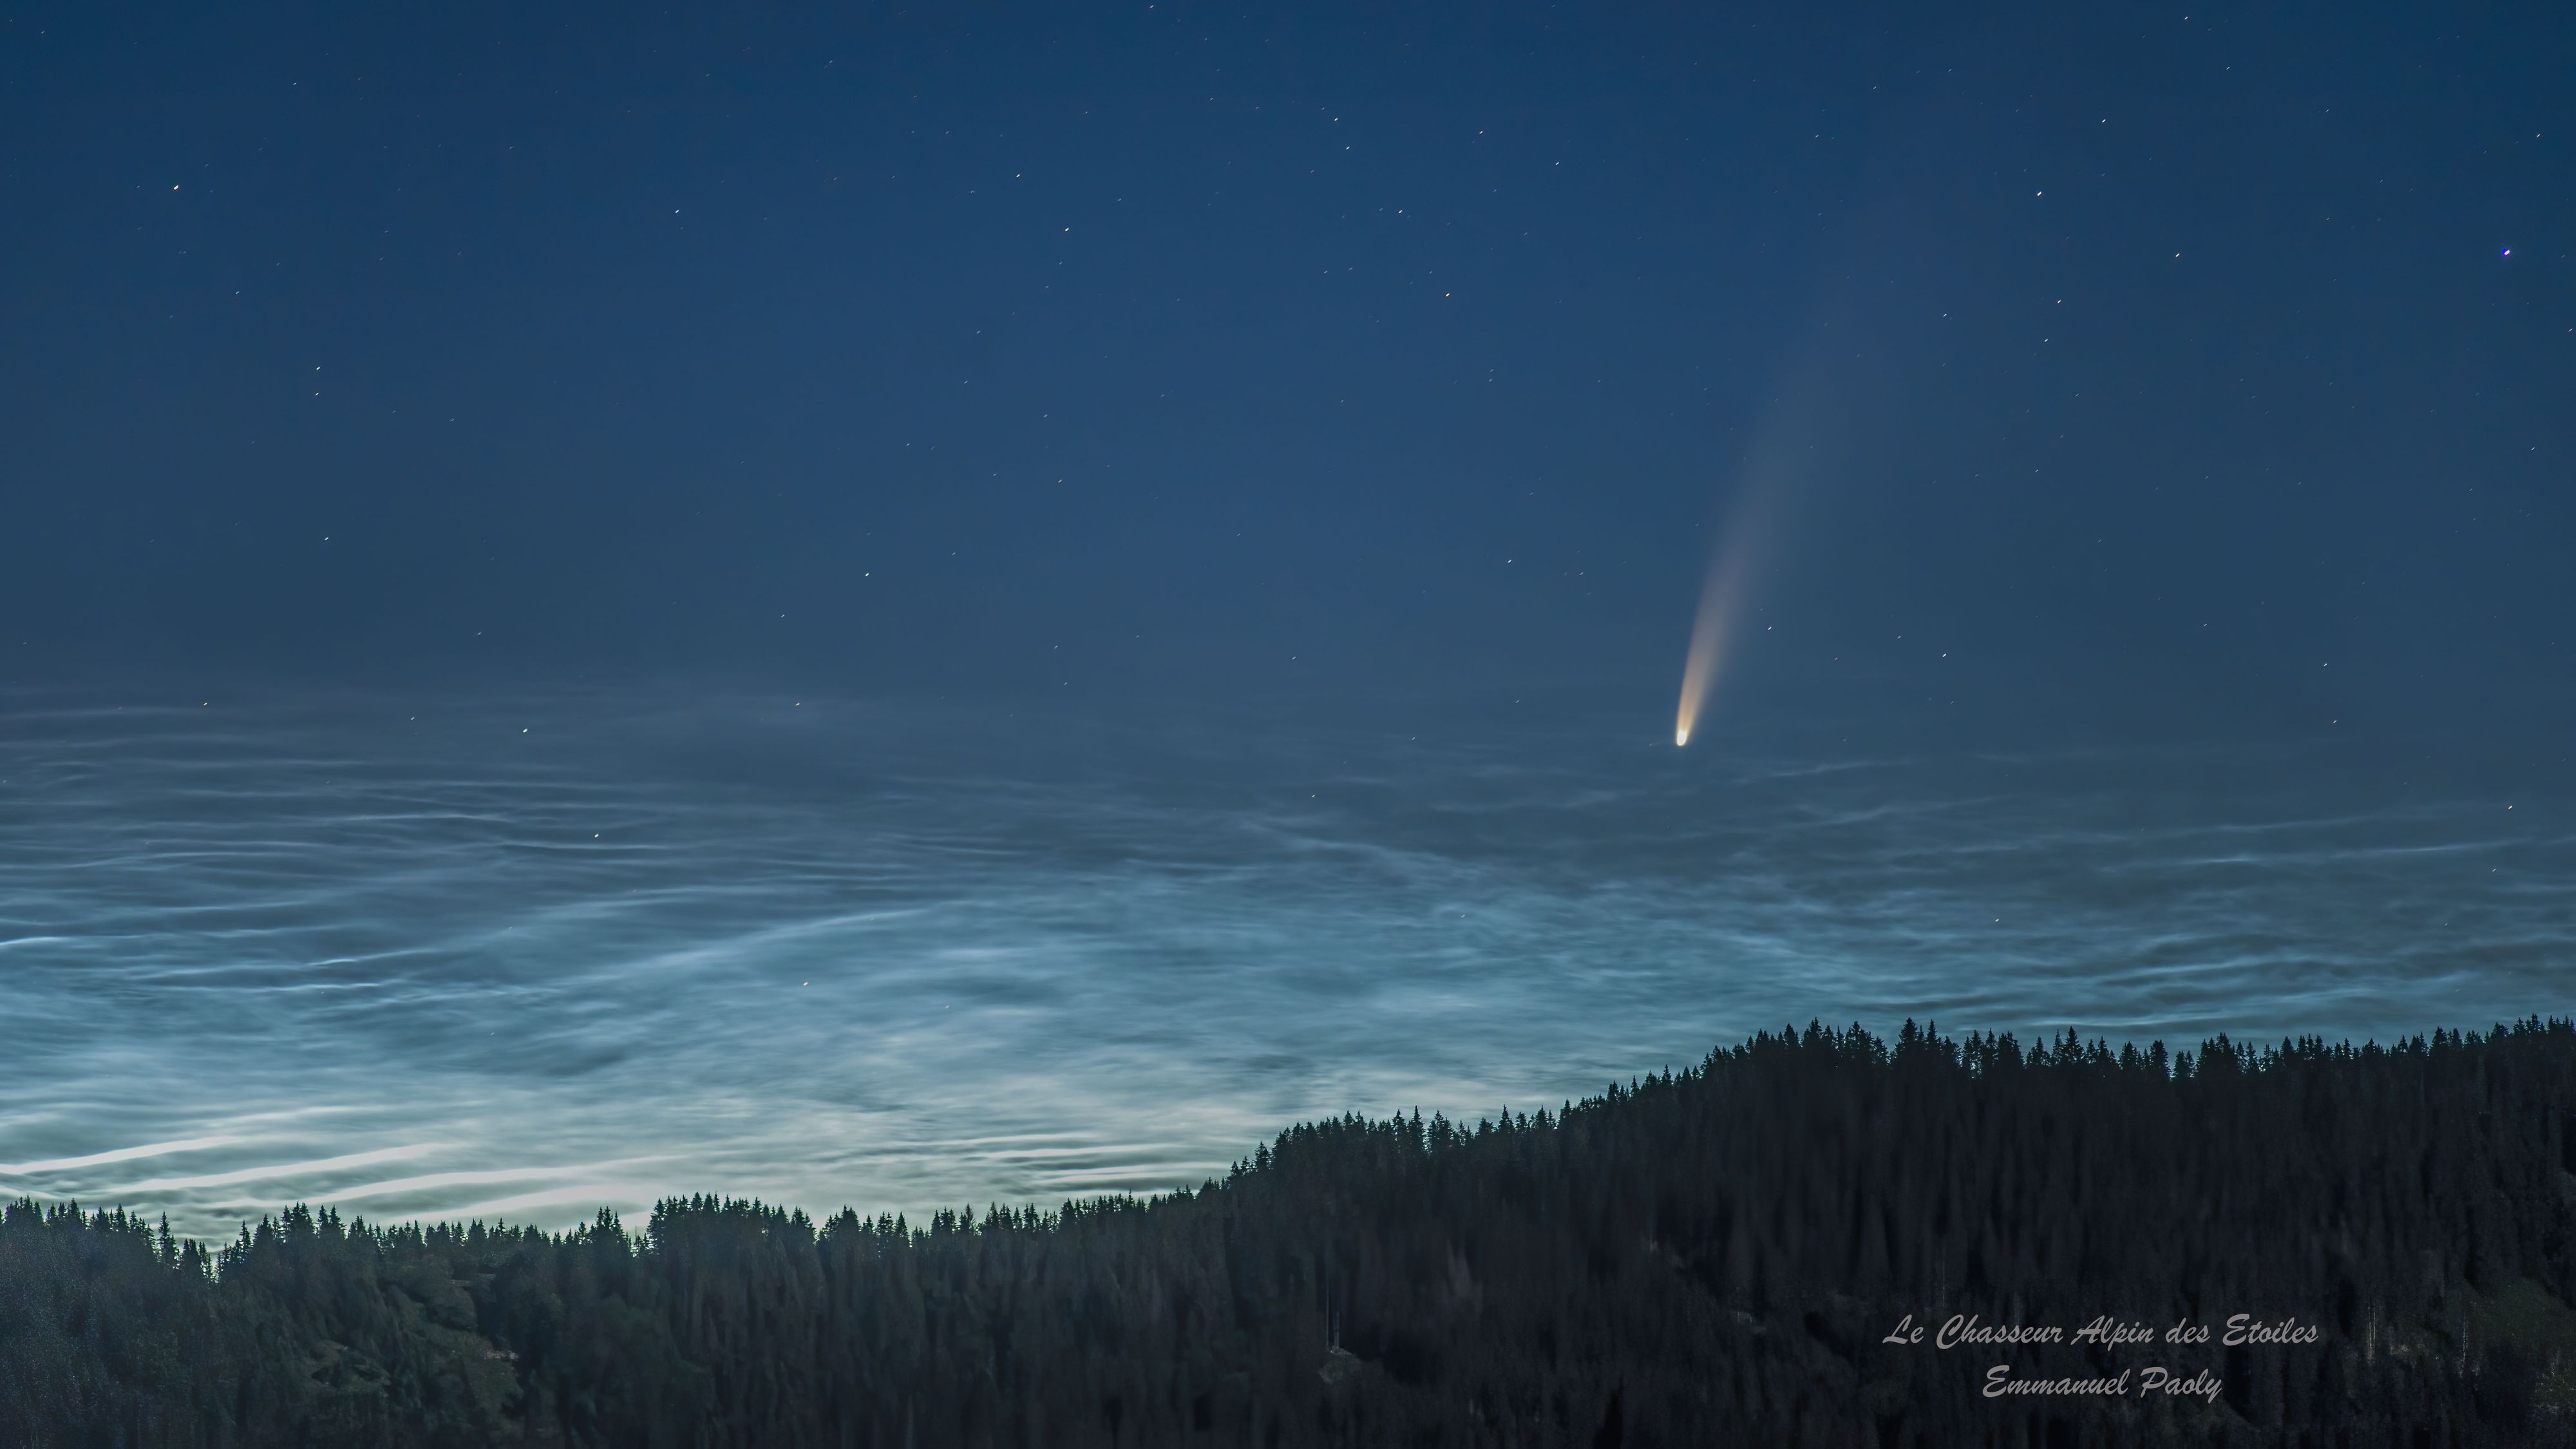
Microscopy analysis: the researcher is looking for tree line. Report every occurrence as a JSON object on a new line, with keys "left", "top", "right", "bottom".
{"left": 5, "top": 1018, "right": 2575, "bottom": 1446}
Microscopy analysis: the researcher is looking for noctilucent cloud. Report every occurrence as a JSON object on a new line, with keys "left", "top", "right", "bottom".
{"left": 1, "top": 1, "right": 2568, "bottom": 1235}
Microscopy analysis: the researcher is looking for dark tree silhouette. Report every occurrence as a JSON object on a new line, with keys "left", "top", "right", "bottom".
{"left": 6, "top": 1019, "right": 2575, "bottom": 1445}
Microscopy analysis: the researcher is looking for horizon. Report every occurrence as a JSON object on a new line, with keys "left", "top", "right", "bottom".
{"left": 19, "top": 1013, "right": 2567, "bottom": 1251}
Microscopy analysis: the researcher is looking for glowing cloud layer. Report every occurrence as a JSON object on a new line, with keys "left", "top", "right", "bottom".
{"left": 0, "top": 690, "right": 2564, "bottom": 1238}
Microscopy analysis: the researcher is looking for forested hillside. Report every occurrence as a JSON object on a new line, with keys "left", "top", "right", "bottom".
{"left": 7, "top": 1019, "right": 2576, "bottom": 1446}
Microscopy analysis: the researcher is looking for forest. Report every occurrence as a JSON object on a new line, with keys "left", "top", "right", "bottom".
{"left": 6, "top": 1018, "right": 2575, "bottom": 1447}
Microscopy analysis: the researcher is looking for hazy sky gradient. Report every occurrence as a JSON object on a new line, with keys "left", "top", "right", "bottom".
{"left": 2, "top": 1, "right": 2570, "bottom": 1234}
{"left": 6, "top": 1, "right": 2567, "bottom": 717}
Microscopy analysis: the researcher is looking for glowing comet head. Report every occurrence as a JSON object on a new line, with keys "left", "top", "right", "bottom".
{"left": 1675, "top": 725, "right": 1690, "bottom": 747}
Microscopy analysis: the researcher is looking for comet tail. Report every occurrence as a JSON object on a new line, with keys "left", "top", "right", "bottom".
{"left": 1672, "top": 557, "right": 1743, "bottom": 748}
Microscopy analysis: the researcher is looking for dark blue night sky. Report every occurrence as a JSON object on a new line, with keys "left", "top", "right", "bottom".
{"left": 2, "top": 2, "right": 2570, "bottom": 1233}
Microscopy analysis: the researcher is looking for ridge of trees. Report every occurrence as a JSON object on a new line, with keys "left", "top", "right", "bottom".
{"left": 5, "top": 1018, "right": 2575, "bottom": 1446}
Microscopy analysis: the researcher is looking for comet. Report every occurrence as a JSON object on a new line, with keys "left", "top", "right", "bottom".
{"left": 1671, "top": 428, "right": 1803, "bottom": 748}
{"left": 1672, "top": 531, "right": 1753, "bottom": 748}
{"left": 1669, "top": 314, "right": 1852, "bottom": 747}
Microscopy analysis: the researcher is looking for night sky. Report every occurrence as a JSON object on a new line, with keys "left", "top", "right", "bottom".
{"left": 3, "top": 3, "right": 2571, "bottom": 1233}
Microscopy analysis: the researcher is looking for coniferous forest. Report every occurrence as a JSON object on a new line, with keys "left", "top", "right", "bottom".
{"left": 7, "top": 1019, "right": 2576, "bottom": 1448}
